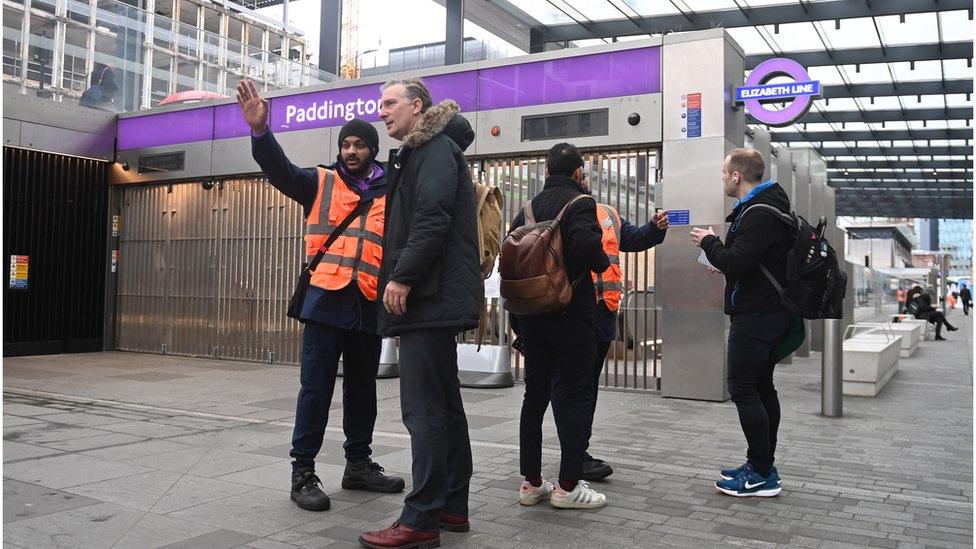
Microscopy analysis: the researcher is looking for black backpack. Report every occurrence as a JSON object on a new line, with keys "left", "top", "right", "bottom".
{"left": 742, "top": 204, "right": 847, "bottom": 320}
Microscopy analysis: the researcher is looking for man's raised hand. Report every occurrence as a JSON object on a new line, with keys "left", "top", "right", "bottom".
{"left": 236, "top": 79, "right": 269, "bottom": 135}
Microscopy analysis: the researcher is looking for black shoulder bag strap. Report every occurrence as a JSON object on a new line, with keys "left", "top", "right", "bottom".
{"left": 288, "top": 197, "right": 374, "bottom": 321}
{"left": 306, "top": 198, "right": 374, "bottom": 274}
{"left": 739, "top": 203, "right": 796, "bottom": 299}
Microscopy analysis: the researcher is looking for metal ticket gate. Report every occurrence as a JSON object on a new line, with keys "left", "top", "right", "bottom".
{"left": 460, "top": 147, "right": 662, "bottom": 391}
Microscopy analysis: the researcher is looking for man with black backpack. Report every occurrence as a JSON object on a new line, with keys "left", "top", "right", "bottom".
{"left": 690, "top": 147, "right": 792, "bottom": 498}
{"left": 504, "top": 143, "right": 611, "bottom": 509}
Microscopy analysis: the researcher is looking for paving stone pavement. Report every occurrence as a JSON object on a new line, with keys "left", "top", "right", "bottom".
{"left": 3, "top": 312, "right": 972, "bottom": 548}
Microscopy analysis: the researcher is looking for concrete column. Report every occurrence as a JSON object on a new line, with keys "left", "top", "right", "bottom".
{"left": 658, "top": 30, "right": 744, "bottom": 401}
{"left": 318, "top": 0, "right": 341, "bottom": 75}
{"left": 445, "top": 0, "right": 464, "bottom": 65}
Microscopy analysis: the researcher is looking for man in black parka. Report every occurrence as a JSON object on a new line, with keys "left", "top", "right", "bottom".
{"left": 360, "top": 78, "right": 482, "bottom": 549}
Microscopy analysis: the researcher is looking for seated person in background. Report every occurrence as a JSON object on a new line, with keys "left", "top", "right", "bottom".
{"left": 906, "top": 285, "right": 957, "bottom": 340}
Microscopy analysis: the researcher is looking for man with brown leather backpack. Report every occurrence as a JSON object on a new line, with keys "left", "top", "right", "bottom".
{"left": 501, "top": 143, "right": 610, "bottom": 509}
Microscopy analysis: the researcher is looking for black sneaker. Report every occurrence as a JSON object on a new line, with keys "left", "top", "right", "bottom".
{"left": 291, "top": 470, "right": 331, "bottom": 511}
{"left": 581, "top": 455, "right": 614, "bottom": 482}
{"left": 342, "top": 458, "right": 406, "bottom": 493}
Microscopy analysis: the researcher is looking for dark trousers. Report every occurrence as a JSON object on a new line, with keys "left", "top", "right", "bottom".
{"left": 583, "top": 340, "right": 613, "bottom": 457}
{"left": 398, "top": 329, "right": 472, "bottom": 532}
{"left": 963, "top": 301, "right": 970, "bottom": 315}
{"left": 920, "top": 311, "right": 955, "bottom": 336}
{"left": 726, "top": 311, "right": 790, "bottom": 477}
{"left": 519, "top": 315, "right": 596, "bottom": 482}
{"left": 290, "top": 322, "right": 382, "bottom": 471}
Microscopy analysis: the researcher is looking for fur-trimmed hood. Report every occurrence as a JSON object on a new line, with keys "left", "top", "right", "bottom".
{"left": 401, "top": 99, "right": 474, "bottom": 151}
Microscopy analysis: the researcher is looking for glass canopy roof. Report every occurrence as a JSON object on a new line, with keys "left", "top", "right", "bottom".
{"left": 489, "top": 0, "right": 974, "bottom": 219}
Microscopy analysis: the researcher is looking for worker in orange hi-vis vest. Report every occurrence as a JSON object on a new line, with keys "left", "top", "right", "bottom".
{"left": 584, "top": 199, "right": 669, "bottom": 482}
{"left": 237, "top": 80, "right": 404, "bottom": 514}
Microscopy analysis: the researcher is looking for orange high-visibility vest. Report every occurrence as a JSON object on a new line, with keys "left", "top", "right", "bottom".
{"left": 305, "top": 168, "right": 386, "bottom": 301}
{"left": 592, "top": 203, "right": 623, "bottom": 311}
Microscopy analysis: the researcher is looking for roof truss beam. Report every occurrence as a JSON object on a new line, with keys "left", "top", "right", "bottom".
{"left": 745, "top": 42, "right": 974, "bottom": 69}
{"left": 537, "top": 0, "right": 972, "bottom": 44}
{"left": 818, "top": 145, "right": 972, "bottom": 156}
{"left": 826, "top": 160, "right": 972, "bottom": 169}
{"left": 770, "top": 128, "right": 972, "bottom": 142}
{"left": 750, "top": 107, "right": 972, "bottom": 125}
{"left": 827, "top": 170, "right": 973, "bottom": 180}
{"left": 822, "top": 79, "right": 973, "bottom": 99}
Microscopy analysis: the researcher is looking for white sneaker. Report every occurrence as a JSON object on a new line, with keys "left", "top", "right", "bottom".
{"left": 549, "top": 480, "right": 607, "bottom": 509}
{"left": 518, "top": 479, "right": 554, "bottom": 506}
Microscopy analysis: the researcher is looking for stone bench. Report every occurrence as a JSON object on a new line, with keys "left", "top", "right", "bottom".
{"left": 842, "top": 330, "right": 901, "bottom": 397}
{"left": 854, "top": 323, "right": 921, "bottom": 358}
{"left": 890, "top": 314, "right": 932, "bottom": 341}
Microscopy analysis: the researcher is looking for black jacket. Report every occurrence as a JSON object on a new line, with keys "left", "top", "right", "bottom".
{"left": 510, "top": 175, "right": 611, "bottom": 321}
{"left": 377, "top": 100, "right": 483, "bottom": 335}
{"left": 960, "top": 287, "right": 971, "bottom": 302}
{"left": 701, "top": 182, "right": 792, "bottom": 315}
{"left": 251, "top": 129, "right": 387, "bottom": 333}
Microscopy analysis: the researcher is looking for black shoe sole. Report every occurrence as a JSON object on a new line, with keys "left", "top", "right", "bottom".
{"left": 581, "top": 468, "right": 614, "bottom": 482}
{"left": 342, "top": 478, "right": 406, "bottom": 493}
{"left": 439, "top": 521, "right": 470, "bottom": 533}
{"left": 358, "top": 535, "right": 441, "bottom": 549}
{"left": 291, "top": 493, "right": 330, "bottom": 512}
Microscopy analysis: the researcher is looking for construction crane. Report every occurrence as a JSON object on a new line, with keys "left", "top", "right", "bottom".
{"left": 338, "top": 0, "right": 360, "bottom": 79}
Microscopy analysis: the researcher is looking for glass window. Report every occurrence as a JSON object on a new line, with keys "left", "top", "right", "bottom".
{"left": 26, "top": 15, "right": 57, "bottom": 94}
{"left": 62, "top": 23, "right": 90, "bottom": 95}
{"left": 203, "top": 6, "right": 220, "bottom": 34}
{"left": 154, "top": 15, "right": 175, "bottom": 49}
{"left": 176, "top": 59, "right": 197, "bottom": 91}
{"left": 2, "top": 7, "right": 24, "bottom": 79}
{"left": 151, "top": 51, "right": 172, "bottom": 105}
{"left": 66, "top": 0, "right": 91, "bottom": 24}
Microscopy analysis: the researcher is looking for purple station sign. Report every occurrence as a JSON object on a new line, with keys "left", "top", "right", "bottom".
{"left": 735, "top": 57, "right": 821, "bottom": 127}
{"left": 117, "top": 46, "right": 661, "bottom": 150}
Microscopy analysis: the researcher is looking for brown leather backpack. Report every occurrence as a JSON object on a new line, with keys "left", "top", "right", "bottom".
{"left": 499, "top": 195, "right": 592, "bottom": 315}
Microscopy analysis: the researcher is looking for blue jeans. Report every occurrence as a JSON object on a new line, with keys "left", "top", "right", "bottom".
{"left": 290, "top": 321, "right": 381, "bottom": 471}
{"left": 726, "top": 310, "right": 790, "bottom": 477}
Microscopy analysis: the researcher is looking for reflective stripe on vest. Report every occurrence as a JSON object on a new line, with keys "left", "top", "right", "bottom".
{"left": 305, "top": 168, "right": 386, "bottom": 301}
{"left": 593, "top": 204, "right": 623, "bottom": 312}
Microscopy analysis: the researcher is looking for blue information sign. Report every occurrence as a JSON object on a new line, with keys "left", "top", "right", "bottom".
{"left": 668, "top": 210, "right": 691, "bottom": 225}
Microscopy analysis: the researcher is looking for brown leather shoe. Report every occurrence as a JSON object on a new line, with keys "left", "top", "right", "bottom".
{"left": 439, "top": 512, "right": 469, "bottom": 532}
{"left": 359, "top": 522, "right": 440, "bottom": 549}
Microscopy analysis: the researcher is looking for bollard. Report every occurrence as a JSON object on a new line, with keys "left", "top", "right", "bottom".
{"left": 821, "top": 318, "right": 843, "bottom": 417}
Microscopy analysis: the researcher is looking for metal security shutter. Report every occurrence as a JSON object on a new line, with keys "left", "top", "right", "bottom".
{"left": 3, "top": 146, "right": 110, "bottom": 356}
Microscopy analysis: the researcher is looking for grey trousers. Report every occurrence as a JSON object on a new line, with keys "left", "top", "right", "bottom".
{"left": 397, "top": 329, "right": 472, "bottom": 532}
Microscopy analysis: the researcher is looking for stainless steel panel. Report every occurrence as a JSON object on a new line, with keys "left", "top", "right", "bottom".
{"left": 659, "top": 31, "right": 742, "bottom": 401}
{"left": 663, "top": 34, "right": 739, "bottom": 142}
{"left": 116, "top": 178, "right": 305, "bottom": 365}
{"left": 19, "top": 122, "right": 115, "bottom": 161}
{"left": 774, "top": 148, "right": 794, "bottom": 202}
{"left": 113, "top": 143, "right": 215, "bottom": 185}
{"left": 475, "top": 95, "right": 662, "bottom": 157}
{"left": 750, "top": 127, "right": 772, "bottom": 181}
{"left": 3, "top": 119, "right": 22, "bottom": 146}
{"left": 4, "top": 93, "right": 116, "bottom": 136}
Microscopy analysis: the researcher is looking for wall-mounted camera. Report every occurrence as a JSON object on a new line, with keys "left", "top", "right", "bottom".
{"left": 627, "top": 112, "right": 641, "bottom": 126}
{"left": 202, "top": 179, "right": 220, "bottom": 191}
